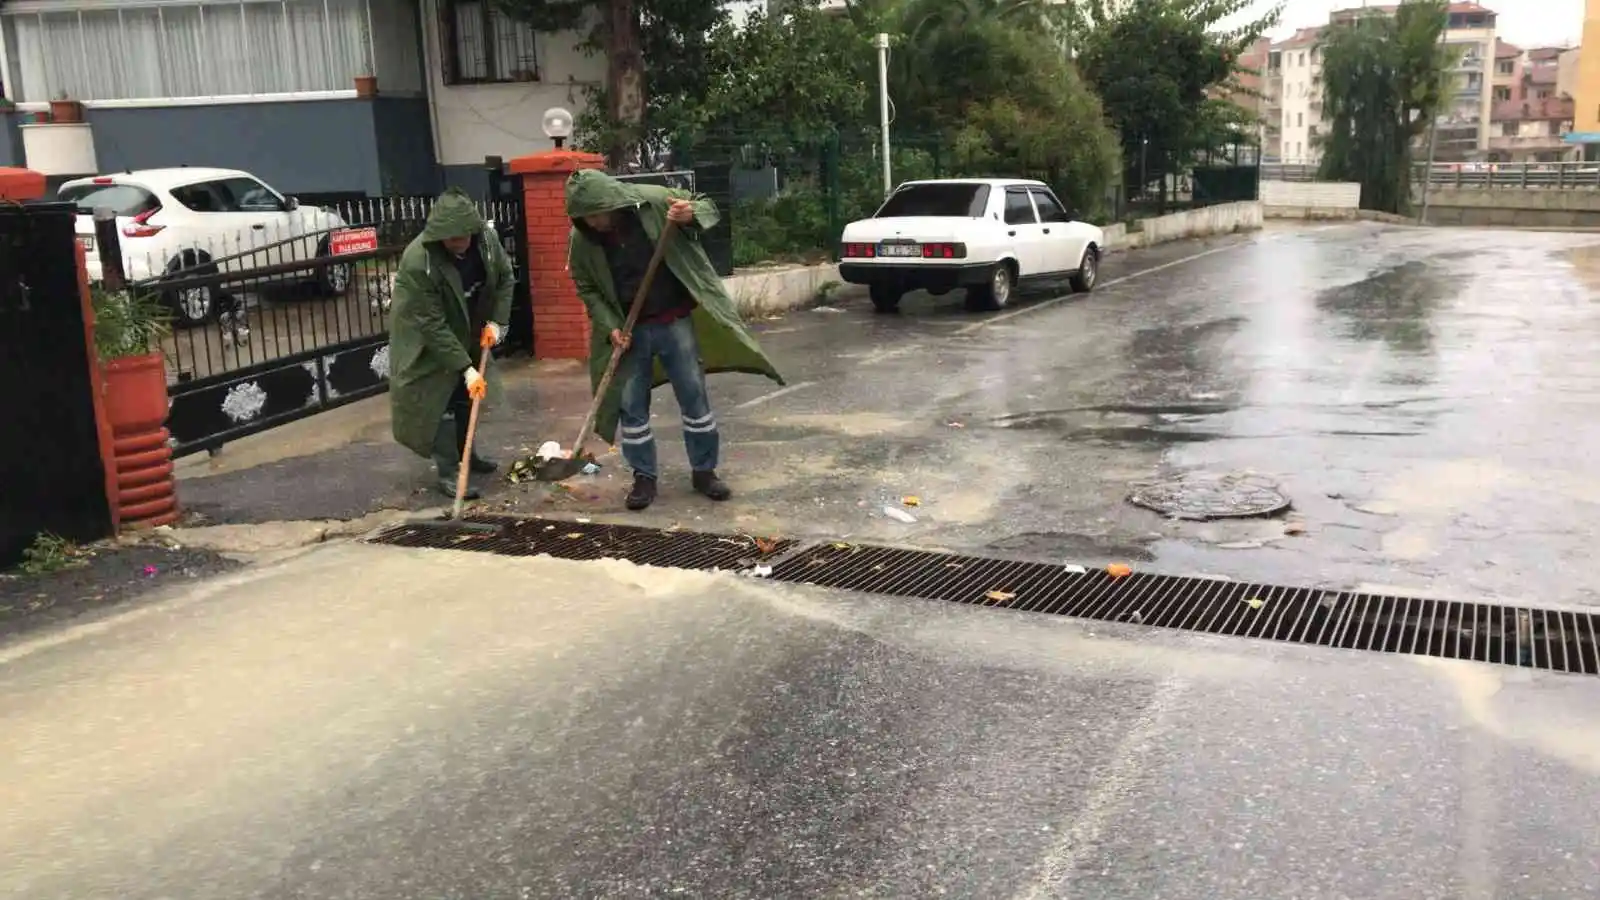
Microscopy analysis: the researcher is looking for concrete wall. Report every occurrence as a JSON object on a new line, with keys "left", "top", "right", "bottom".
{"left": 419, "top": 0, "right": 604, "bottom": 168}
{"left": 1261, "top": 180, "right": 1361, "bottom": 209}
{"left": 1102, "top": 201, "right": 1264, "bottom": 251}
{"left": 1139, "top": 201, "right": 1264, "bottom": 245}
{"left": 61, "top": 97, "right": 438, "bottom": 197}
{"left": 1417, "top": 186, "right": 1600, "bottom": 227}
{"left": 723, "top": 263, "right": 841, "bottom": 317}
{"left": 371, "top": 97, "right": 442, "bottom": 195}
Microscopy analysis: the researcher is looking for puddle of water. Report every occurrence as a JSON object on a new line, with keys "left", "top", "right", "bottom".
{"left": 1314, "top": 259, "right": 1451, "bottom": 353}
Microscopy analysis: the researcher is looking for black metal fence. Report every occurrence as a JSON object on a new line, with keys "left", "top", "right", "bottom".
{"left": 1, "top": 202, "right": 115, "bottom": 566}
{"left": 110, "top": 191, "right": 525, "bottom": 458}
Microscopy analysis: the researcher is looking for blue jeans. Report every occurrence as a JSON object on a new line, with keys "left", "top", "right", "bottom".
{"left": 618, "top": 315, "right": 718, "bottom": 480}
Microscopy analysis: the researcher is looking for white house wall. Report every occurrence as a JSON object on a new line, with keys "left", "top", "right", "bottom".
{"left": 419, "top": 0, "right": 603, "bottom": 167}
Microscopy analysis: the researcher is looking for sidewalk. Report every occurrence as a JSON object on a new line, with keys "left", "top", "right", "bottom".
{"left": 175, "top": 356, "right": 599, "bottom": 525}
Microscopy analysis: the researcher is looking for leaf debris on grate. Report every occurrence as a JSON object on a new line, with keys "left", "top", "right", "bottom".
{"left": 369, "top": 517, "right": 796, "bottom": 572}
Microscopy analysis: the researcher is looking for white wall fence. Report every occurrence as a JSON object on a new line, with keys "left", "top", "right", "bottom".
{"left": 1261, "top": 180, "right": 1364, "bottom": 218}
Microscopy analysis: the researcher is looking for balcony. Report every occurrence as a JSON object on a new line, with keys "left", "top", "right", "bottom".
{"left": 1490, "top": 134, "right": 1569, "bottom": 151}
{"left": 1455, "top": 56, "right": 1485, "bottom": 71}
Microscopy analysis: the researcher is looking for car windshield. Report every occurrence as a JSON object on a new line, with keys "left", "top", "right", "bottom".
{"left": 58, "top": 183, "right": 160, "bottom": 218}
{"left": 874, "top": 183, "right": 990, "bottom": 218}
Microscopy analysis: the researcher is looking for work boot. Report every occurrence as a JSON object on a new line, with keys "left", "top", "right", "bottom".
{"left": 432, "top": 419, "right": 481, "bottom": 500}
{"left": 692, "top": 470, "right": 732, "bottom": 502}
{"left": 468, "top": 453, "right": 499, "bottom": 474}
{"left": 626, "top": 474, "right": 658, "bottom": 511}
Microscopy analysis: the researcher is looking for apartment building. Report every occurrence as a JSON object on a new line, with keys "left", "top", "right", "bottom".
{"left": 1226, "top": 37, "right": 1278, "bottom": 157}
{"left": 1270, "top": 3, "right": 1498, "bottom": 165}
{"left": 1275, "top": 27, "right": 1324, "bottom": 163}
{"left": 1572, "top": 0, "right": 1600, "bottom": 158}
{"left": 1261, "top": 45, "right": 1284, "bottom": 160}
{"left": 1490, "top": 95, "right": 1575, "bottom": 161}
{"left": 1493, "top": 40, "right": 1522, "bottom": 102}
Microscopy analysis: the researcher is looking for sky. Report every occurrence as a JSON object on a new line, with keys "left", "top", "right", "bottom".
{"left": 1232, "top": 0, "right": 1585, "bottom": 49}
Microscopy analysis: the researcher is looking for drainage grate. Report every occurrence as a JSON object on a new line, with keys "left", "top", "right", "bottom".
{"left": 367, "top": 520, "right": 1600, "bottom": 677}
{"left": 369, "top": 516, "right": 795, "bottom": 572}
{"left": 766, "top": 544, "right": 1600, "bottom": 677}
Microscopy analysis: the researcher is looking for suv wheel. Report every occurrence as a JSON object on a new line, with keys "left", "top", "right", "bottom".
{"left": 162, "top": 252, "right": 223, "bottom": 328}
{"left": 315, "top": 236, "right": 353, "bottom": 297}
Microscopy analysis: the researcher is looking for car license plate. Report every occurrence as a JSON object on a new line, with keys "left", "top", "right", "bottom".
{"left": 78, "top": 235, "right": 95, "bottom": 252}
{"left": 879, "top": 242, "right": 920, "bottom": 257}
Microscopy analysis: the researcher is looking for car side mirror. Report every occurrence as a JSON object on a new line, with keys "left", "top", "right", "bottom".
{"left": 285, "top": 196, "right": 300, "bottom": 211}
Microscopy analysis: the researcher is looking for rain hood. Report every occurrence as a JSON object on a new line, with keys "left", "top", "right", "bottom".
{"left": 418, "top": 187, "right": 486, "bottom": 242}
{"left": 565, "top": 169, "right": 644, "bottom": 225}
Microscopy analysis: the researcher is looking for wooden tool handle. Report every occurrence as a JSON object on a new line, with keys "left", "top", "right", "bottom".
{"left": 566, "top": 219, "right": 679, "bottom": 455}
{"left": 452, "top": 343, "right": 493, "bottom": 520}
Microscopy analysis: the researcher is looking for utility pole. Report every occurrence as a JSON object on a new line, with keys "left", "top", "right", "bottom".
{"left": 1418, "top": 13, "right": 1450, "bottom": 224}
{"left": 875, "top": 33, "right": 892, "bottom": 196}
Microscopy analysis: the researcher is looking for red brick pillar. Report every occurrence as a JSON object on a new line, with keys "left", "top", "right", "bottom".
{"left": 507, "top": 150, "right": 606, "bottom": 360}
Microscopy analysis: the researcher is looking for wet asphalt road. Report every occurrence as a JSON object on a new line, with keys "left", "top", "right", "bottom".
{"left": 4, "top": 547, "right": 1599, "bottom": 899}
{"left": 12, "top": 224, "right": 1600, "bottom": 897}
{"left": 184, "top": 222, "right": 1600, "bottom": 608}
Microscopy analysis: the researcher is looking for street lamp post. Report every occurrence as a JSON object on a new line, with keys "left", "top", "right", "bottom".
{"left": 542, "top": 107, "right": 574, "bottom": 150}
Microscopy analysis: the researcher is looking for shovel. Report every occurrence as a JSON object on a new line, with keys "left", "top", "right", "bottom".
{"left": 531, "top": 220, "right": 678, "bottom": 483}
{"left": 406, "top": 334, "right": 505, "bottom": 537}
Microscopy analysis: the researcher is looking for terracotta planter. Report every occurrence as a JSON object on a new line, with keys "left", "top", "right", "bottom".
{"left": 354, "top": 75, "right": 377, "bottom": 98}
{"left": 103, "top": 352, "right": 168, "bottom": 434}
{"left": 30, "top": 111, "right": 48, "bottom": 124}
{"left": 101, "top": 352, "right": 179, "bottom": 529}
{"left": 48, "top": 98, "right": 84, "bottom": 123}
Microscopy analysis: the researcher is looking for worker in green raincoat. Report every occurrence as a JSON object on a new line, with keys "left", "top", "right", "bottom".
{"left": 389, "top": 187, "right": 514, "bottom": 499}
{"left": 566, "top": 169, "right": 783, "bottom": 511}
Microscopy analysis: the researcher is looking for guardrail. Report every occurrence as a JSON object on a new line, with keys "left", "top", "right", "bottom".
{"left": 1413, "top": 162, "right": 1600, "bottom": 189}
{"left": 1262, "top": 162, "right": 1600, "bottom": 188}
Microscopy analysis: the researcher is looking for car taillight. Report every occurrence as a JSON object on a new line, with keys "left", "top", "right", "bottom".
{"left": 841, "top": 242, "right": 876, "bottom": 258}
{"left": 920, "top": 242, "right": 966, "bottom": 259}
{"left": 122, "top": 207, "right": 164, "bottom": 238}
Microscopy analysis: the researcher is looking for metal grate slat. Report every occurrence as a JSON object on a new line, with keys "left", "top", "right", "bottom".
{"left": 368, "top": 524, "right": 1600, "bottom": 678}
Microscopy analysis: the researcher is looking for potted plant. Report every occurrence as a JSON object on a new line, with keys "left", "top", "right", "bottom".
{"left": 48, "top": 91, "right": 84, "bottom": 124}
{"left": 0, "top": 96, "right": 14, "bottom": 113}
{"left": 354, "top": 72, "right": 377, "bottom": 98}
{"left": 92, "top": 285, "right": 171, "bottom": 438}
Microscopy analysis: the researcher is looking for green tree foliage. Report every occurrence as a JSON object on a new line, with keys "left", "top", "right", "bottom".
{"left": 495, "top": 0, "right": 726, "bottom": 163}
{"left": 1316, "top": 0, "right": 1454, "bottom": 213}
{"left": 688, "top": 5, "right": 871, "bottom": 144}
{"left": 1076, "top": 0, "right": 1279, "bottom": 192}
{"left": 934, "top": 24, "right": 1121, "bottom": 214}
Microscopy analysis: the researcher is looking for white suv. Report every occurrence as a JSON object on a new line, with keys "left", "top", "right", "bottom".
{"left": 837, "top": 178, "right": 1104, "bottom": 314}
{"left": 58, "top": 167, "right": 352, "bottom": 326}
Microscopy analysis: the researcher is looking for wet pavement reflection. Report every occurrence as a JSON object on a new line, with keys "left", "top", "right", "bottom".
{"left": 718, "top": 224, "right": 1600, "bottom": 609}
{"left": 181, "top": 224, "right": 1600, "bottom": 610}
{"left": 1144, "top": 226, "right": 1600, "bottom": 606}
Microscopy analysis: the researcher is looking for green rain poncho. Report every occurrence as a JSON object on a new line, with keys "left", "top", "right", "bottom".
{"left": 565, "top": 170, "right": 784, "bottom": 443}
{"left": 388, "top": 188, "right": 514, "bottom": 458}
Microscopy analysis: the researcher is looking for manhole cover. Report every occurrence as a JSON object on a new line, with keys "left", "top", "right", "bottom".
{"left": 1127, "top": 472, "right": 1291, "bottom": 521}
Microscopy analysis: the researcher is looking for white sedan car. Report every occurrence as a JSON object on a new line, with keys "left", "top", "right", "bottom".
{"left": 837, "top": 178, "right": 1104, "bottom": 313}
{"left": 59, "top": 167, "right": 352, "bottom": 326}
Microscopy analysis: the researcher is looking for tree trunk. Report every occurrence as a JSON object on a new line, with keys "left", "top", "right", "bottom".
{"left": 604, "top": 0, "right": 645, "bottom": 168}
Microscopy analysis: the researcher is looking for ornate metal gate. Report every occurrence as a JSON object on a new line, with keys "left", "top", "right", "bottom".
{"left": 127, "top": 191, "right": 525, "bottom": 458}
